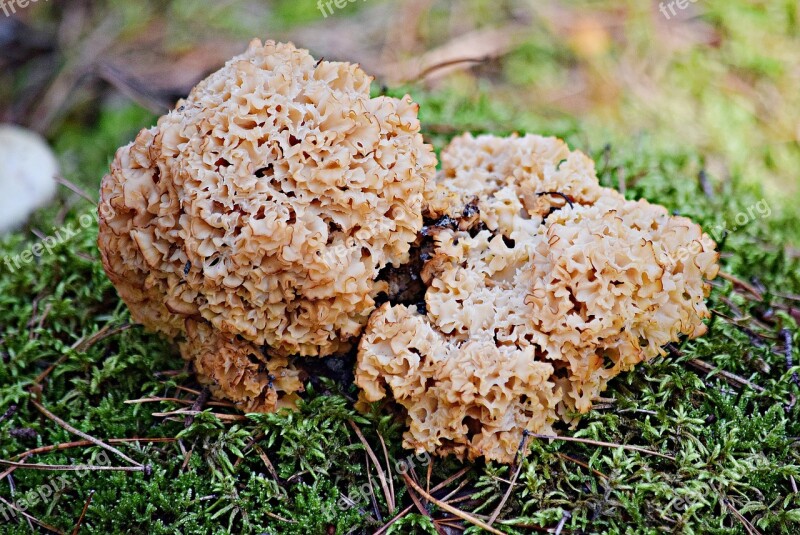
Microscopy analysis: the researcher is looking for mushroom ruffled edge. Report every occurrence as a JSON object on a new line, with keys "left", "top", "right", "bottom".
{"left": 356, "top": 133, "right": 719, "bottom": 463}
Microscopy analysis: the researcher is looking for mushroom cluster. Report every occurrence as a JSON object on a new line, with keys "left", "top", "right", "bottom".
{"left": 99, "top": 41, "right": 718, "bottom": 460}
{"left": 355, "top": 134, "right": 719, "bottom": 462}
{"left": 98, "top": 40, "right": 436, "bottom": 411}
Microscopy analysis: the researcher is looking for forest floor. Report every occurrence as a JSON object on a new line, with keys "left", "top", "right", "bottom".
{"left": 1, "top": 1, "right": 800, "bottom": 533}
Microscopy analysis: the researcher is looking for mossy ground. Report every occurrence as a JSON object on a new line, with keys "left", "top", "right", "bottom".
{"left": 2, "top": 1, "right": 800, "bottom": 534}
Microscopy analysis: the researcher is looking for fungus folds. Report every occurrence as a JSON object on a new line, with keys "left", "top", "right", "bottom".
{"left": 355, "top": 134, "right": 719, "bottom": 462}
{"left": 99, "top": 42, "right": 718, "bottom": 461}
{"left": 98, "top": 40, "right": 435, "bottom": 411}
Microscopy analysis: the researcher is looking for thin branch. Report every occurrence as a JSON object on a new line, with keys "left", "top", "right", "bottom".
{"left": 150, "top": 409, "right": 245, "bottom": 422}
{"left": 488, "top": 432, "right": 530, "bottom": 525}
{"left": 685, "top": 359, "right": 765, "bottom": 393}
{"left": 365, "top": 456, "right": 383, "bottom": 522}
{"left": 376, "top": 431, "right": 395, "bottom": 510}
{"left": 717, "top": 272, "right": 763, "bottom": 301}
{"left": 403, "top": 474, "right": 446, "bottom": 535}
{"left": 124, "top": 397, "right": 233, "bottom": 408}
{"left": 0, "top": 495, "right": 64, "bottom": 534}
{"left": 401, "top": 473, "right": 506, "bottom": 535}
{"left": 252, "top": 443, "right": 280, "bottom": 481}
{"left": 12, "top": 438, "right": 176, "bottom": 461}
{"left": 0, "top": 459, "right": 148, "bottom": 472}
{"left": 348, "top": 420, "right": 395, "bottom": 512}
{"left": 426, "top": 458, "right": 434, "bottom": 495}
{"left": 35, "top": 324, "right": 132, "bottom": 385}
{"left": 264, "top": 511, "right": 297, "bottom": 524}
{"left": 528, "top": 433, "right": 676, "bottom": 461}
{"left": 55, "top": 176, "right": 97, "bottom": 205}
{"left": 720, "top": 496, "right": 762, "bottom": 535}
{"left": 70, "top": 490, "right": 94, "bottom": 535}
{"left": 374, "top": 467, "right": 471, "bottom": 535}
{"left": 31, "top": 399, "right": 142, "bottom": 467}
{"left": 413, "top": 56, "right": 489, "bottom": 81}
{"left": 557, "top": 453, "right": 609, "bottom": 480}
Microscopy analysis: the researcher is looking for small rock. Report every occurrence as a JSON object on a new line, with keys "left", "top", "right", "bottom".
{"left": 0, "top": 124, "right": 58, "bottom": 234}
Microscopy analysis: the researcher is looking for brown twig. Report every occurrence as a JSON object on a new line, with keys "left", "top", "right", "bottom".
{"left": 11, "top": 437, "right": 176, "bottom": 461}
{"left": 433, "top": 466, "right": 472, "bottom": 495}
{"left": 252, "top": 443, "right": 280, "bottom": 482}
{"left": 403, "top": 474, "right": 445, "bottom": 535}
{"left": 0, "top": 495, "right": 64, "bottom": 534}
{"left": 125, "top": 397, "right": 233, "bottom": 408}
{"left": 374, "top": 466, "right": 471, "bottom": 535}
{"left": 70, "top": 490, "right": 94, "bottom": 535}
{"left": 0, "top": 460, "right": 22, "bottom": 482}
{"left": 0, "top": 459, "right": 148, "bottom": 472}
{"left": 488, "top": 431, "right": 530, "bottom": 525}
{"left": 35, "top": 324, "right": 133, "bottom": 386}
{"left": 721, "top": 496, "right": 762, "bottom": 535}
{"left": 365, "top": 457, "right": 383, "bottom": 522}
{"left": 151, "top": 409, "right": 245, "bottom": 422}
{"left": 377, "top": 431, "right": 395, "bottom": 508}
{"left": 55, "top": 176, "right": 97, "bottom": 205}
{"left": 264, "top": 511, "right": 297, "bottom": 524}
{"left": 184, "top": 387, "right": 210, "bottom": 427}
{"left": 557, "top": 452, "right": 609, "bottom": 480}
{"left": 378, "top": 496, "right": 444, "bottom": 533}
{"left": 439, "top": 477, "right": 472, "bottom": 505}
{"left": 668, "top": 343, "right": 767, "bottom": 394}
{"left": 528, "top": 434, "right": 676, "bottom": 461}
{"left": 348, "top": 420, "right": 395, "bottom": 512}
{"left": 685, "top": 359, "right": 765, "bottom": 393}
{"left": 31, "top": 399, "right": 142, "bottom": 467}
{"left": 426, "top": 458, "right": 434, "bottom": 494}
{"left": 435, "top": 519, "right": 466, "bottom": 531}
{"left": 73, "top": 324, "right": 134, "bottom": 353}
{"left": 401, "top": 473, "right": 505, "bottom": 535}
{"left": 717, "top": 272, "right": 763, "bottom": 301}
{"left": 413, "top": 56, "right": 489, "bottom": 82}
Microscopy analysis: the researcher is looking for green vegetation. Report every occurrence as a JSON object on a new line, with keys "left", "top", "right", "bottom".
{"left": 2, "top": 0, "right": 800, "bottom": 533}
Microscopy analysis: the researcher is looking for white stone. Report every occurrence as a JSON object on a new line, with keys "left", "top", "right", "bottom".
{"left": 0, "top": 124, "right": 59, "bottom": 234}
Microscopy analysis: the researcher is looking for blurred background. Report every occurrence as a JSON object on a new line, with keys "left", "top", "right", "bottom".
{"left": 1, "top": 0, "right": 799, "bottom": 211}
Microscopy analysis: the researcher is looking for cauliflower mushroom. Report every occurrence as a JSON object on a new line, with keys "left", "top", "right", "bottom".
{"left": 98, "top": 40, "right": 436, "bottom": 410}
{"left": 356, "top": 133, "right": 719, "bottom": 462}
